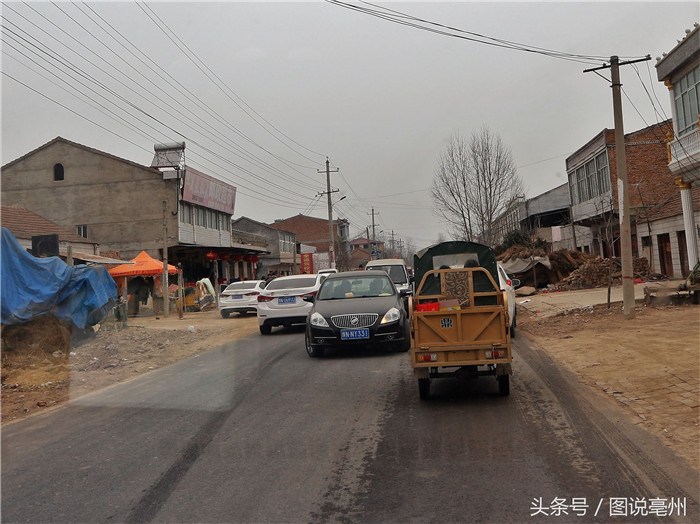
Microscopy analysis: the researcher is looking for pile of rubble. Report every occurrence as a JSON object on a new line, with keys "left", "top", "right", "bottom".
{"left": 497, "top": 247, "right": 591, "bottom": 288}
{"left": 497, "top": 246, "right": 547, "bottom": 261}
{"left": 555, "top": 256, "right": 651, "bottom": 290}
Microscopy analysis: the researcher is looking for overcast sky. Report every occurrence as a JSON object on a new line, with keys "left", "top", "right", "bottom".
{"left": 1, "top": 1, "right": 697, "bottom": 249}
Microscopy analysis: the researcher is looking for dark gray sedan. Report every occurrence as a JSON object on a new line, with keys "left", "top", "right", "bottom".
{"left": 304, "top": 270, "right": 411, "bottom": 357}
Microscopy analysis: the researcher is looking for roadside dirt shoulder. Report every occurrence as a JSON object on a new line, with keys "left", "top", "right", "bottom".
{"left": 519, "top": 302, "right": 700, "bottom": 472}
{"left": 1, "top": 310, "right": 259, "bottom": 424}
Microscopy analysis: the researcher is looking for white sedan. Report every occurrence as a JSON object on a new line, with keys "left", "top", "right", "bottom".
{"left": 219, "top": 280, "right": 266, "bottom": 318}
{"left": 256, "top": 274, "right": 328, "bottom": 334}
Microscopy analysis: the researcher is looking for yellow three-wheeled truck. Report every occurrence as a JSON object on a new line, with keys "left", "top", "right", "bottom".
{"left": 409, "top": 241, "right": 513, "bottom": 400}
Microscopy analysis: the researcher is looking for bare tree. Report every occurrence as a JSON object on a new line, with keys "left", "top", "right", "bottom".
{"left": 432, "top": 127, "right": 524, "bottom": 247}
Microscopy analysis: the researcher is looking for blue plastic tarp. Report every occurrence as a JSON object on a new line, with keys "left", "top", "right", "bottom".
{"left": 1, "top": 227, "right": 117, "bottom": 328}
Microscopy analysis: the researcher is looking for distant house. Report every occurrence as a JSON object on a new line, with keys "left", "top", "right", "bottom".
{"left": 655, "top": 23, "right": 700, "bottom": 275}
{"left": 493, "top": 184, "right": 575, "bottom": 250}
{"left": 0, "top": 204, "right": 105, "bottom": 261}
{"left": 566, "top": 121, "right": 676, "bottom": 258}
{"left": 232, "top": 217, "right": 297, "bottom": 276}
{"left": 269, "top": 214, "right": 350, "bottom": 270}
{"left": 349, "top": 236, "right": 386, "bottom": 257}
{"left": 349, "top": 247, "right": 373, "bottom": 269}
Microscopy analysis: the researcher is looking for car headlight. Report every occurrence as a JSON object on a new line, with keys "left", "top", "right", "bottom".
{"left": 380, "top": 307, "right": 401, "bottom": 324}
{"left": 310, "top": 312, "right": 329, "bottom": 327}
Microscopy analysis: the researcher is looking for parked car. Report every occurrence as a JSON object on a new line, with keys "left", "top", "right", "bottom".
{"left": 304, "top": 270, "right": 411, "bottom": 357}
{"left": 257, "top": 273, "right": 328, "bottom": 334}
{"left": 496, "top": 263, "right": 520, "bottom": 337}
{"left": 219, "top": 280, "right": 266, "bottom": 318}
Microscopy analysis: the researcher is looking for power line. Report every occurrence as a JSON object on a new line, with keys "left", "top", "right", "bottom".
{"left": 326, "top": 0, "right": 646, "bottom": 65}
{"left": 2, "top": 3, "right": 325, "bottom": 204}
{"left": 136, "top": 2, "right": 325, "bottom": 169}
{"left": 16, "top": 1, "right": 323, "bottom": 192}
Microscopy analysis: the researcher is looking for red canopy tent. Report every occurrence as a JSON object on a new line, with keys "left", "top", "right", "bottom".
{"left": 108, "top": 250, "right": 177, "bottom": 277}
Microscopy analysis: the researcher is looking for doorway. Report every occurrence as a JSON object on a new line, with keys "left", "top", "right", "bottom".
{"left": 657, "top": 233, "right": 673, "bottom": 277}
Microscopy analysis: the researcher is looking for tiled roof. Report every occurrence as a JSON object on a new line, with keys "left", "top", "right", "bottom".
{"left": 0, "top": 205, "right": 95, "bottom": 245}
{"left": 641, "top": 187, "right": 700, "bottom": 222}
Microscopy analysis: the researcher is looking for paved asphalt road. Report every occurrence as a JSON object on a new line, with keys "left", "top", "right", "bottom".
{"left": 2, "top": 328, "right": 698, "bottom": 523}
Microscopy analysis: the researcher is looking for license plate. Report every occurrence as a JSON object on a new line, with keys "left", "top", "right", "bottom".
{"left": 278, "top": 296, "right": 296, "bottom": 304}
{"left": 341, "top": 328, "right": 370, "bottom": 340}
{"left": 231, "top": 295, "right": 243, "bottom": 300}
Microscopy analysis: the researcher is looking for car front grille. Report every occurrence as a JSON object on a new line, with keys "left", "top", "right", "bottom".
{"left": 331, "top": 313, "right": 378, "bottom": 329}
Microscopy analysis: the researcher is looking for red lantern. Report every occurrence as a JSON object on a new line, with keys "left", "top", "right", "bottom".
{"left": 243, "top": 255, "right": 252, "bottom": 262}
{"left": 205, "top": 251, "right": 218, "bottom": 261}
{"left": 232, "top": 255, "right": 242, "bottom": 262}
{"left": 252, "top": 255, "right": 260, "bottom": 263}
{"left": 219, "top": 253, "right": 230, "bottom": 261}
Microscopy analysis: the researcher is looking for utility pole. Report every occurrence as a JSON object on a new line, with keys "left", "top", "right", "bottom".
{"left": 162, "top": 200, "right": 169, "bottom": 318}
{"left": 368, "top": 208, "right": 378, "bottom": 259}
{"left": 584, "top": 54, "right": 650, "bottom": 319}
{"left": 369, "top": 208, "right": 377, "bottom": 241}
{"left": 318, "top": 158, "right": 339, "bottom": 268}
{"left": 390, "top": 230, "right": 396, "bottom": 255}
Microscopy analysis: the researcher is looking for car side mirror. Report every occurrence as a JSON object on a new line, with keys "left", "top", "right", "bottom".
{"left": 302, "top": 295, "right": 315, "bottom": 303}
{"left": 400, "top": 288, "right": 411, "bottom": 297}
{"left": 511, "top": 279, "right": 521, "bottom": 288}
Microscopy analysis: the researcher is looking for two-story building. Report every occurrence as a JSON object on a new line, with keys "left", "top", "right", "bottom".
{"left": 655, "top": 23, "right": 700, "bottom": 276}
{"left": 1, "top": 137, "right": 266, "bottom": 284}
{"left": 269, "top": 214, "right": 350, "bottom": 270}
{"left": 493, "top": 184, "right": 577, "bottom": 250}
{"left": 566, "top": 121, "right": 676, "bottom": 259}
{"left": 231, "top": 217, "right": 298, "bottom": 277}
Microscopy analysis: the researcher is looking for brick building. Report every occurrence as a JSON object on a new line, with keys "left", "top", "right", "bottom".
{"left": 269, "top": 214, "right": 350, "bottom": 269}
{"left": 641, "top": 187, "right": 700, "bottom": 277}
{"left": 566, "top": 120, "right": 676, "bottom": 257}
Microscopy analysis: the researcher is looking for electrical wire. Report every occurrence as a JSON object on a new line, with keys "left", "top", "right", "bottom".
{"left": 2, "top": 3, "right": 325, "bottom": 205}
{"left": 326, "top": 0, "right": 645, "bottom": 65}
{"left": 15, "top": 2, "right": 323, "bottom": 192}
{"left": 135, "top": 2, "right": 325, "bottom": 169}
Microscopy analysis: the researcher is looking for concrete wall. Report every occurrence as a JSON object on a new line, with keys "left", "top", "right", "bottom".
{"left": 2, "top": 140, "right": 176, "bottom": 259}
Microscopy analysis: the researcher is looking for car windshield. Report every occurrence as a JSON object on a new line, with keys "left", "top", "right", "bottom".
{"left": 265, "top": 276, "right": 317, "bottom": 290}
{"left": 370, "top": 265, "right": 407, "bottom": 284}
{"left": 224, "top": 282, "right": 258, "bottom": 291}
{"left": 318, "top": 276, "right": 395, "bottom": 300}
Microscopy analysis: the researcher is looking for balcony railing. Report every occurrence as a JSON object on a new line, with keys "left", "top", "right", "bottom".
{"left": 669, "top": 128, "right": 700, "bottom": 165}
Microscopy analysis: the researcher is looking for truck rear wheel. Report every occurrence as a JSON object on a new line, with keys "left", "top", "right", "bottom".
{"left": 497, "top": 375, "right": 510, "bottom": 396}
{"left": 418, "top": 378, "right": 431, "bottom": 400}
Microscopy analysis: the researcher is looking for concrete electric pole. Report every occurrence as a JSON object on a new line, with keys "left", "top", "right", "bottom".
{"left": 318, "top": 158, "right": 339, "bottom": 268}
{"left": 584, "top": 54, "right": 650, "bottom": 319}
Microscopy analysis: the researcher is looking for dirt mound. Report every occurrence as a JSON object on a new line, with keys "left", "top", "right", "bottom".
{"left": 1, "top": 315, "right": 73, "bottom": 354}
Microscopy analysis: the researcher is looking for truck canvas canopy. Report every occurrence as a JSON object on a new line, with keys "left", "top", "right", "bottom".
{"left": 413, "top": 241, "right": 498, "bottom": 291}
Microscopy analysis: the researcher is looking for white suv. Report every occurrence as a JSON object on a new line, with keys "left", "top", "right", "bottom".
{"left": 256, "top": 274, "right": 328, "bottom": 334}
